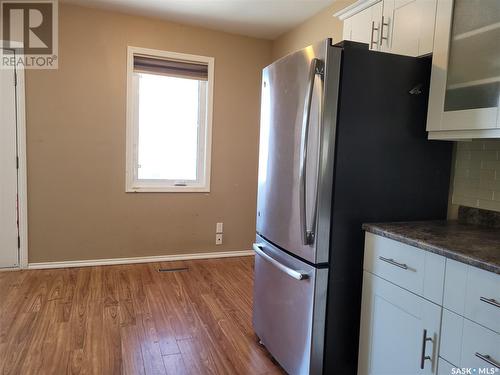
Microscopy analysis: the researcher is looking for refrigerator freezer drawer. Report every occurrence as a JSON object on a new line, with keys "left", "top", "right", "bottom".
{"left": 252, "top": 236, "right": 328, "bottom": 375}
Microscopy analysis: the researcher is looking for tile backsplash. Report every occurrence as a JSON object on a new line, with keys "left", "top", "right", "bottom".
{"left": 452, "top": 140, "right": 500, "bottom": 212}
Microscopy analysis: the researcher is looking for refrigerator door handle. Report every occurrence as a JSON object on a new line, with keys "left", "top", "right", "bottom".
{"left": 253, "top": 243, "right": 309, "bottom": 281}
{"left": 300, "top": 58, "right": 324, "bottom": 246}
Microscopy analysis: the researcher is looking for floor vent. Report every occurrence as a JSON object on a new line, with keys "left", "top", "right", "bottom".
{"left": 158, "top": 267, "right": 189, "bottom": 273}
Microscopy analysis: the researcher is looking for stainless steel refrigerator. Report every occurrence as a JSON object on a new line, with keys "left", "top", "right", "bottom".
{"left": 253, "top": 40, "right": 453, "bottom": 375}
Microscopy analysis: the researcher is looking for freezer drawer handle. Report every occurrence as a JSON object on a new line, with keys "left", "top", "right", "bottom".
{"left": 475, "top": 353, "right": 500, "bottom": 369}
{"left": 300, "top": 57, "right": 324, "bottom": 246}
{"left": 253, "top": 244, "right": 308, "bottom": 281}
{"left": 479, "top": 297, "right": 500, "bottom": 309}
{"left": 378, "top": 256, "right": 408, "bottom": 270}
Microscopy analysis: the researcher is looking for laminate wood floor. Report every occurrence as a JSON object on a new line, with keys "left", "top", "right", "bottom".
{"left": 0, "top": 257, "right": 285, "bottom": 375}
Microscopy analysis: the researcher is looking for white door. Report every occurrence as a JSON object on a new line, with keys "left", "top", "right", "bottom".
{"left": 358, "top": 272, "right": 441, "bottom": 375}
{"left": 0, "top": 48, "right": 19, "bottom": 268}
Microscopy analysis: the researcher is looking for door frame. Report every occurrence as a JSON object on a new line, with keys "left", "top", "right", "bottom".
{"left": 1, "top": 41, "right": 28, "bottom": 269}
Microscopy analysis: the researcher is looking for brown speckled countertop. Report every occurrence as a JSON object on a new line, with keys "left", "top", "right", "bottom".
{"left": 362, "top": 220, "right": 500, "bottom": 275}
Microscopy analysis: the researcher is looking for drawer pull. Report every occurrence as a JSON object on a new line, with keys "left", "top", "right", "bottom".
{"left": 420, "top": 329, "right": 432, "bottom": 369}
{"left": 379, "top": 256, "right": 408, "bottom": 270}
{"left": 475, "top": 353, "right": 500, "bottom": 369}
{"left": 480, "top": 296, "right": 500, "bottom": 309}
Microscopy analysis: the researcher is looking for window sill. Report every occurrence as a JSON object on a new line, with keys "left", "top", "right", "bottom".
{"left": 126, "top": 186, "right": 210, "bottom": 193}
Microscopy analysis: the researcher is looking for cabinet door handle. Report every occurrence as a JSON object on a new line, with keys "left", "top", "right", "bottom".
{"left": 475, "top": 353, "right": 500, "bottom": 369}
{"left": 370, "top": 21, "right": 379, "bottom": 49}
{"left": 379, "top": 16, "right": 390, "bottom": 45}
{"left": 420, "top": 329, "right": 432, "bottom": 369}
{"left": 480, "top": 296, "right": 500, "bottom": 309}
{"left": 379, "top": 256, "right": 408, "bottom": 270}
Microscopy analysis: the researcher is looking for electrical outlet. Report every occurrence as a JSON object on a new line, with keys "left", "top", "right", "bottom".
{"left": 216, "top": 222, "right": 223, "bottom": 233}
{"left": 215, "top": 233, "right": 223, "bottom": 245}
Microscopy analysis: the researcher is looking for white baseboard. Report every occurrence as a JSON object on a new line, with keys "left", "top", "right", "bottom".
{"left": 27, "top": 250, "right": 254, "bottom": 270}
{"left": 0, "top": 267, "right": 20, "bottom": 272}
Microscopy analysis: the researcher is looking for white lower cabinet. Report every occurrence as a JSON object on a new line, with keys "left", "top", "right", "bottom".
{"left": 360, "top": 234, "right": 500, "bottom": 375}
{"left": 440, "top": 258, "right": 500, "bottom": 372}
{"left": 358, "top": 272, "right": 440, "bottom": 375}
{"left": 444, "top": 259, "right": 500, "bottom": 334}
{"left": 440, "top": 308, "right": 500, "bottom": 372}
{"left": 461, "top": 319, "right": 500, "bottom": 371}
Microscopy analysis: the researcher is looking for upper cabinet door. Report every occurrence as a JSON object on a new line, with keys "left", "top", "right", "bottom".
{"left": 345, "top": 2, "right": 384, "bottom": 50}
{"left": 418, "top": 0, "right": 438, "bottom": 55}
{"left": 381, "top": 0, "right": 437, "bottom": 56}
{"left": 383, "top": 0, "right": 420, "bottom": 55}
{"left": 427, "top": 0, "right": 500, "bottom": 137}
{"left": 343, "top": 17, "right": 353, "bottom": 40}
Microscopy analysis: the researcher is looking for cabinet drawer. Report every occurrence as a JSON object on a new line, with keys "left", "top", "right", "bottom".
{"left": 437, "top": 358, "right": 455, "bottom": 375}
{"left": 440, "top": 309, "right": 463, "bottom": 366}
{"left": 461, "top": 319, "right": 500, "bottom": 370}
{"left": 364, "top": 233, "right": 445, "bottom": 304}
{"left": 440, "top": 309, "right": 500, "bottom": 370}
{"left": 444, "top": 259, "right": 500, "bottom": 333}
{"left": 464, "top": 266, "right": 500, "bottom": 334}
{"left": 253, "top": 236, "right": 327, "bottom": 374}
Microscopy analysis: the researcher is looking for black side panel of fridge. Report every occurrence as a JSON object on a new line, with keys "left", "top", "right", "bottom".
{"left": 323, "top": 45, "right": 453, "bottom": 374}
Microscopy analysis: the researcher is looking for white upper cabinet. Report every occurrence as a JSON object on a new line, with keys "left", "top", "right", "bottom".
{"left": 382, "top": 0, "right": 437, "bottom": 56}
{"left": 427, "top": 0, "right": 500, "bottom": 139}
{"left": 337, "top": 0, "right": 500, "bottom": 139}
{"left": 343, "top": 2, "right": 383, "bottom": 50}
{"left": 335, "top": 0, "right": 437, "bottom": 57}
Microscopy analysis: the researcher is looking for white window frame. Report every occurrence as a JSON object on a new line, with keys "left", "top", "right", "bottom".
{"left": 126, "top": 46, "right": 214, "bottom": 193}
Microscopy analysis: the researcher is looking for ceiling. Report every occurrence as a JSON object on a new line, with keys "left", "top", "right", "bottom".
{"left": 62, "top": 0, "right": 336, "bottom": 39}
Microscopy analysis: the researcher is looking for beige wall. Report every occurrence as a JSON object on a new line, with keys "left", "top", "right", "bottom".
{"left": 26, "top": 4, "right": 272, "bottom": 262}
{"left": 272, "top": 1, "right": 356, "bottom": 60}
{"left": 29, "top": 1, "right": 485, "bottom": 263}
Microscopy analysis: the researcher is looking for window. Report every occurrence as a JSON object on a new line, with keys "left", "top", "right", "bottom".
{"left": 126, "top": 47, "right": 214, "bottom": 192}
